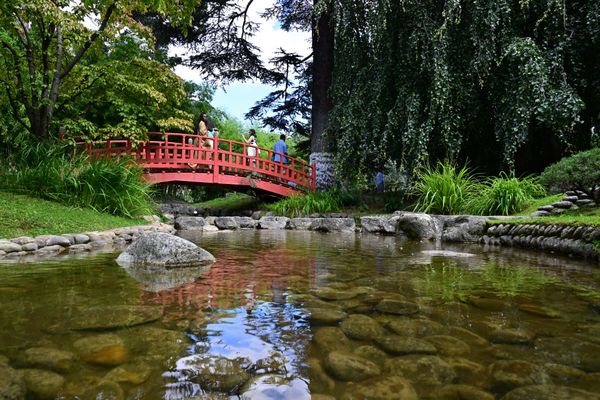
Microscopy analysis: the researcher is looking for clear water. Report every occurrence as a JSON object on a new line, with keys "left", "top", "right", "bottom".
{"left": 1, "top": 230, "right": 600, "bottom": 399}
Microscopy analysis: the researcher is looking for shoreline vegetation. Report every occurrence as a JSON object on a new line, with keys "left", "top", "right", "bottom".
{"left": 2, "top": 188, "right": 600, "bottom": 240}
{"left": 0, "top": 191, "right": 149, "bottom": 239}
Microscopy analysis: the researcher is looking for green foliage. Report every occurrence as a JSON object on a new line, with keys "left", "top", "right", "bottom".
{"left": 0, "top": 191, "right": 148, "bottom": 239}
{"left": 413, "top": 162, "right": 479, "bottom": 215}
{"left": 268, "top": 190, "right": 361, "bottom": 217}
{"left": 1, "top": 142, "right": 154, "bottom": 218}
{"left": 330, "top": 0, "right": 599, "bottom": 182}
{"left": 466, "top": 172, "right": 546, "bottom": 216}
{"left": 0, "top": 0, "right": 200, "bottom": 139}
{"left": 194, "top": 193, "right": 261, "bottom": 211}
{"left": 539, "top": 148, "right": 600, "bottom": 199}
{"left": 57, "top": 33, "right": 195, "bottom": 140}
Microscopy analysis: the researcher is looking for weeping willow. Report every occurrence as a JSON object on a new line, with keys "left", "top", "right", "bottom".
{"left": 328, "top": 0, "right": 599, "bottom": 184}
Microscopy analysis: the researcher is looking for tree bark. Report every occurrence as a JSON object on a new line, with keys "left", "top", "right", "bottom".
{"left": 310, "top": 6, "right": 336, "bottom": 190}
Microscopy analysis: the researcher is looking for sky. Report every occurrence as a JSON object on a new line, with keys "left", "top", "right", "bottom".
{"left": 171, "top": 0, "right": 311, "bottom": 124}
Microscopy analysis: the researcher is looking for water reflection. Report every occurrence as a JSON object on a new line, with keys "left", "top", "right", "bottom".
{"left": 1, "top": 230, "right": 600, "bottom": 399}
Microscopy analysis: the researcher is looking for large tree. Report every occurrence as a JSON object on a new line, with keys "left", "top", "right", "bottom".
{"left": 0, "top": 0, "right": 199, "bottom": 139}
{"left": 329, "top": 0, "right": 599, "bottom": 182}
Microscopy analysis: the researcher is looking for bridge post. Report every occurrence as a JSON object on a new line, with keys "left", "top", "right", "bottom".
{"left": 212, "top": 136, "right": 219, "bottom": 184}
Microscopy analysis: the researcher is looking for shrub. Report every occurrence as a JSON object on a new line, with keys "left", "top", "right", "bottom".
{"left": 413, "top": 161, "right": 479, "bottom": 214}
{"left": 2, "top": 142, "right": 154, "bottom": 218}
{"left": 466, "top": 172, "right": 546, "bottom": 216}
{"left": 268, "top": 189, "right": 362, "bottom": 217}
{"left": 539, "top": 148, "right": 600, "bottom": 200}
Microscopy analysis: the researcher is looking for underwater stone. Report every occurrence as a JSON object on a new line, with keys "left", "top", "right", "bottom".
{"left": 422, "top": 384, "right": 494, "bottom": 400}
{"left": 489, "top": 360, "right": 550, "bottom": 391}
{"left": 502, "top": 384, "right": 600, "bottom": 400}
{"left": 21, "top": 369, "right": 65, "bottom": 400}
{"left": 341, "top": 314, "right": 386, "bottom": 340}
{"left": 375, "top": 335, "right": 437, "bottom": 355}
{"left": 375, "top": 299, "right": 420, "bottom": 315}
{"left": 424, "top": 335, "right": 471, "bottom": 356}
{"left": 343, "top": 376, "right": 417, "bottom": 400}
{"left": 384, "top": 355, "right": 456, "bottom": 385}
{"left": 324, "top": 351, "right": 381, "bottom": 381}
{"left": 24, "top": 347, "right": 76, "bottom": 373}
{"left": 73, "top": 334, "right": 128, "bottom": 367}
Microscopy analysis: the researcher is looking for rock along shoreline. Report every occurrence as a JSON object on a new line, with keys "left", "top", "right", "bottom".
{"left": 1, "top": 211, "right": 599, "bottom": 263}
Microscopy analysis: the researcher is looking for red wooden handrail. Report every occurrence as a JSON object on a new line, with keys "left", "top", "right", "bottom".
{"left": 74, "top": 133, "right": 316, "bottom": 195}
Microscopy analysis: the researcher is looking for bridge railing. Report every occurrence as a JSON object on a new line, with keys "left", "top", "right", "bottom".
{"left": 74, "top": 132, "right": 316, "bottom": 192}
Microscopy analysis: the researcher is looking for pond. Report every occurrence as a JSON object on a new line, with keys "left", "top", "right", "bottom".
{"left": 1, "top": 230, "right": 600, "bottom": 399}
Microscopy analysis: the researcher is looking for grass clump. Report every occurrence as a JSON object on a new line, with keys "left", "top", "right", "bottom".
{"left": 413, "top": 162, "right": 479, "bottom": 214}
{"left": 0, "top": 191, "right": 148, "bottom": 238}
{"left": 268, "top": 190, "right": 362, "bottom": 217}
{"left": 1, "top": 142, "right": 154, "bottom": 218}
{"left": 466, "top": 172, "right": 546, "bottom": 216}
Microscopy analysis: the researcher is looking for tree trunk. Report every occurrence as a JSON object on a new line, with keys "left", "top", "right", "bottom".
{"left": 310, "top": 7, "right": 336, "bottom": 191}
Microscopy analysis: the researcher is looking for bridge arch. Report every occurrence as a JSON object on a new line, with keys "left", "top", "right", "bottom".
{"left": 76, "top": 132, "right": 315, "bottom": 197}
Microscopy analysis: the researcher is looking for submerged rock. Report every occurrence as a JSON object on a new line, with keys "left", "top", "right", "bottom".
{"left": 116, "top": 232, "right": 215, "bottom": 267}
{"left": 21, "top": 369, "right": 65, "bottom": 399}
{"left": 422, "top": 384, "right": 494, "bottom": 400}
{"left": 535, "top": 336, "right": 600, "bottom": 372}
{"left": 375, "top": 335, "right": 437, "bottom": 355}
{"left": 313, "top": 327, "right": 351, "bottom": 352}
{"left": 386, "top": 318, "right": 444, "bottom": 337}
{"left": 73, "top": 334, "right": 128, "bottom": 367}
{"left": 384, "top": 355, "right": 456, "bottom": 385}
{"left": 424, "top": 335, "right": 471, "bottom": 356}
{"left": 501, "top": 384, "right": 600, "bottom": 400}
{"left": 341, "top": 314, "right": 386, "bottom": 340}
{"left": 184, "top": 355, "right": 250, "bottom": 393}
{"left": 66, "top": 305, "right": 162, "bottom": 330}
{"left": 0, "top": 364, "right": 25, "bottom": 400}
{"left": 324, "top": 351, "right": 381, "bottom": 381}
{"left": 489, "top": 360, "right": 551, "bottom": 390}
{"left": 23, "top": 347, "right": 77, "bottom": 373}
{"left": 307, "top": 308, "right": 347, "bottom": 325}
{"left": 104, "top": 363, "right": 152, "bottom": 385}
{"left": 376, "top": 299, "right": 420, "bottom": 315}
{"left": 343, "top": 376, "right": 417, "bottom": 400}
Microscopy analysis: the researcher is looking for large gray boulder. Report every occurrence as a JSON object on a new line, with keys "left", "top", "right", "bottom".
{"left": 395, "top": 212, "right": 440, "bottom": 241}
{"left": 116, "top": 232, "right": 215, "bottom": 267}
{"left": 258, "top": 216, "right": 290, "bottom": 229}
{"left": 174, "top": 216, "right": 209, "bottom": 230}
{"left": 441, "top": 215, "right": 487, "bottom": 242}
{"left": 361, "top": 216, "right": 399, "bottom": 234}
{"left": 310, "top": 218, "right": 356, "bottom": 232}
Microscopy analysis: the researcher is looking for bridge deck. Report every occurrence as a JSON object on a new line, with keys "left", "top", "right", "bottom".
{"left": 76, "top": 132, "right": 315, "bottom": 197}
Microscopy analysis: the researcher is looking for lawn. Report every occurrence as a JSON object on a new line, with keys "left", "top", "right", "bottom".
{"left": 0, "top": 191, "right": 149, "bottom": 239}
{"left": 491, "top": 193, "right": 600, "bottom": 226}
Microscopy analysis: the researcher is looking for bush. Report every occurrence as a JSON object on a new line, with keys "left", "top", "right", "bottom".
{"left": 466, "top": 172, "right": 546, "bottom": 216}
{"left": 539, "top": 148, "right": 600, "bottom": 200}
{"left": 1, "top": 142, "right": 154, "bottom": 218}
{"left": 413, "top": 161, "right": 479, "bottom": 214}
{"left": 268, "top": 189, "right": 362, "bottom": 217}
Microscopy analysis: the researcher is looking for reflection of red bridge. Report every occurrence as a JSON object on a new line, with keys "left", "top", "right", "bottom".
{"left": 76, "top": 132, "right": 316, "bottom": 197}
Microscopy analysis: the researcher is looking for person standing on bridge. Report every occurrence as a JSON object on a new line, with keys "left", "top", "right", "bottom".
{"left": 242, "top": 129, "right": 258, "bottom": 165}
{"left": 272, "top": 134, "right": 288, "bottom": 174}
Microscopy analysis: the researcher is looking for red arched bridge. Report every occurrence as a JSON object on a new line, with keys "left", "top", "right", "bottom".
{"left": 76, "top": 132, "right": 316, "bottom": 197}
